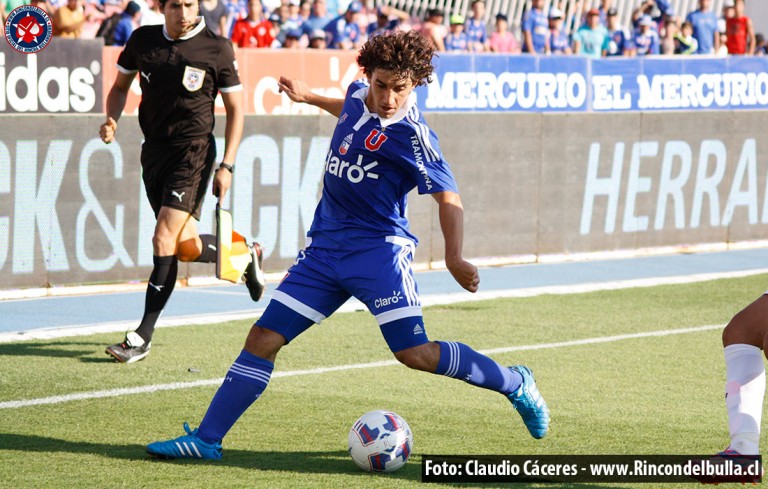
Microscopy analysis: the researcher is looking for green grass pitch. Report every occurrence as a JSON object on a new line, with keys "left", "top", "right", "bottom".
{"left": 1, "top": 273, "right": 766, "bottom": 488}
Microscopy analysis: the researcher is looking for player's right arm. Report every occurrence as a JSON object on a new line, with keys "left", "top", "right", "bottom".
{"left": 277, "top": 76, "right": 344, "bottom": 117}
{"left": 100, "top": 71, "right": 135, "bottom": 143}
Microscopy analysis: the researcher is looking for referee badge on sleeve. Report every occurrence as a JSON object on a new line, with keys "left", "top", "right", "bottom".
{"left": 182, "top": 66, "right": 206, "bottom": 92}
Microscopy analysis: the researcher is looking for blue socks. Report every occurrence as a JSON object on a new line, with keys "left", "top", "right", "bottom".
{"left": 197, "top": 350, "right": 274, "bottom": 444}
{"left": 195, "top": 342, "right": 520, "bottom": 444}
{"left": 435, "top": 341, "right": 522, "bottom": 395}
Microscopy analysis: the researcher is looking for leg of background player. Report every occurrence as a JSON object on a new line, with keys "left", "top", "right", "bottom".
{"left": 721, "top": 294, "right": 768, "bottom": 455}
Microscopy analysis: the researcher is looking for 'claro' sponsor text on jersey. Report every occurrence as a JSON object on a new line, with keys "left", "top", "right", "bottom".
{"left": 0, "top": 41, "right": 102, "bottom": 113}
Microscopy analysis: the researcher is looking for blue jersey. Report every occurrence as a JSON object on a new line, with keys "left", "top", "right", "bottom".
{"left": 301, "top": 13, "right": 334, "bottom": 36}
{"left": 465, "top": 18, "right": 486, "bottom": 49}
{"left": 444, "top": 31, "right": 469, "bottom": 51}
{"left": 308, "top": 80, "right": 458, "bottom": 248}
{"left": 324, "top": 15, "right": 361, "bottom": 48}
{"left": 606, "top": 28, "right": 633, "bottom": 56}
{"left": 366, "top": 18, "right": 399, "bottom": 38}
{"left": 548, "top": 28, "right": 570, "bottom": 53}
{"left": 686, "top": 9, "right": 717, "bottom": 54}
{"left": 521, "top": 8, "right": 549, "bottom": 53}
{"left": 634, "top": 29, "right": 660, "bottom": 56}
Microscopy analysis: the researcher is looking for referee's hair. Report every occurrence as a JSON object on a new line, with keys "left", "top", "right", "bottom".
{"left": 356, "top": 31, "right": 435, "bottom": 87}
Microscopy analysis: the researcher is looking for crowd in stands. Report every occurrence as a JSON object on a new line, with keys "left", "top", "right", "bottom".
{"left": 1, "top": 0, "right": 765, "bottom": 56}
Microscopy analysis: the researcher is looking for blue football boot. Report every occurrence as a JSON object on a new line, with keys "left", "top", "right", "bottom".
{"left": 507, "top": 365, "right": 550, "bottom": 439}
{"left": 146, "top": 423, "right": 222, "bottom": 460}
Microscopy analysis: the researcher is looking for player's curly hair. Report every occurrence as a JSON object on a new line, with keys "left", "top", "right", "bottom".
{"left": 356, "top": 31, "right": 436, "bottom": 87}
{"left": 158, "top": 0, "right": 200, "bottom": 8}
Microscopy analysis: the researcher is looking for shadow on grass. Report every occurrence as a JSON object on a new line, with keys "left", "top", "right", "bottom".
{"left": 0, "top": 340, "right": 112, "bottom": 361}
{"left": 0, "top": 433, "right": 628, "bottom": 488}
{"left": 0, "top": 432, "right": 387, "bottom": 475}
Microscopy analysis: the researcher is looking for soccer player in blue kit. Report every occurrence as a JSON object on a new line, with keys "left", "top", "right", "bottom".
{"left": 146, "top": 30, "right": 550, "bottom": 460}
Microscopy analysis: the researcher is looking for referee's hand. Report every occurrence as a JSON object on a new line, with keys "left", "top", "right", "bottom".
{"left": 212, "top": 167, "right": 232, "bottom": 204}
{"left": 100, "top": 117, "right": 117, "bottom": 144}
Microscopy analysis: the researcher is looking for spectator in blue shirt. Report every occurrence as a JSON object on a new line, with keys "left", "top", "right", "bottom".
{"left": 465, "top": 0, "right": 488, "bottom": 52}
{"left": 596, "top": 0, "right": 612, "bottom": 27}
{"left": 307, "top": 28, "right": 327, "bottom": 48}
{"left": 686, "top": 0, "right": 719, "bottom": 54}
{"left": 605, "top": 7, "right": 635, "bottom": 56}
{"left": 366, "top": 5, "right": 408, "bottom": 38}
{"left": 634, "top": 14, "right": 660, "bottom": 55}
{"left": 301, "top": 0, "right": 334, "bottom": 38}
{"left": 324, "top": 0, "right": 362, "bottom": 49}
{"left": 522, "top": 0, "right": 549, "bottom": 54}
{"left": 112, "top": 0, "right": 140, "bottom": 47}
{"left": 444, "top": 14, "right": 470, "bottom": 52}
{"left": 223, "top": 0, "right": 249, "bottom": 39}
{"left": 631, "top": 0, "right": 664, "bottom": 32}
{"left": 547, "top": 7, "right": 571, "bottom": 54}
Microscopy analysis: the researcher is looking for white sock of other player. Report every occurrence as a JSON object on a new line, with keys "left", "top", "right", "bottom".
{"left": 724, "top": 343, "right": 765, "bottom": 455}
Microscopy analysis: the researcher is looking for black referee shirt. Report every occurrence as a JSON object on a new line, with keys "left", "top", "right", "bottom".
{"left": 116, "top": 18, "right": 242, "bottom": 143}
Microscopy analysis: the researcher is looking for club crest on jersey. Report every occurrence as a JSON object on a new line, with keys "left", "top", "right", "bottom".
{"left": 182, "top": 66, "right": 206, "bottom": 92}
{"left": 4, "top": 5, "right": 52, "bottom": 53}
{"left": 364, "top": 129, "right": 388, "bottom": 151}
{"left": 339, "top": 133, "right": 353, "bottom": 155}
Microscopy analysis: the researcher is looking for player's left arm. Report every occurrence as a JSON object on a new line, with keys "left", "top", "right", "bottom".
{"left": 432, "top": 191, "right": 479, "bottom": 293}
{"left": 212, "top": 89, "right": 244, "bottom": 202}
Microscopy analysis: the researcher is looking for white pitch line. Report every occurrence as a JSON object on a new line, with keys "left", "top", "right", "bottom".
{"left": 3, "top": 267, "right": 765, "bottom": 343}
{"left": 0, "top": 323, "right": 723, "bottom": 410}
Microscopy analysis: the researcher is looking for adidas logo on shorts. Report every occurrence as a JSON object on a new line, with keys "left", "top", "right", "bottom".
{"left": 413, "top": 324, "right": 424, "bottom": 335}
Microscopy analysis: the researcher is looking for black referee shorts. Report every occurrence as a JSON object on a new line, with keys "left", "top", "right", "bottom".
{"left": 140, "top": 134, "right": 216, "bottom": 220}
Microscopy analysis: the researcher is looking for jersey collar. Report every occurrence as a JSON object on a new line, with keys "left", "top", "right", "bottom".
{"left": 351, "top": 83, "right": 416, "bottom": 130}
{"left": 163, "top": 16, "right": 207, "bottom": 41}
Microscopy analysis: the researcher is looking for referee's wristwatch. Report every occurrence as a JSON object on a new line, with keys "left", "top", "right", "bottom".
{"left": 218, "top": 162, "right": 234, "bottom": 173}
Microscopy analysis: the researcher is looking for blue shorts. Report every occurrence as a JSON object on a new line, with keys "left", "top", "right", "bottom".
{"left": 256, "top": 236, "right": 429, "bottom": 352}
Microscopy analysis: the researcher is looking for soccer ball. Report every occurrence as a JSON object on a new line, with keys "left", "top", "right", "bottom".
{"left": 348, "top": 410, "right": 413, "bottom": 473}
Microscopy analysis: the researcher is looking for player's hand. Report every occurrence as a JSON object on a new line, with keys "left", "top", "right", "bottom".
{"left": 212, "top": 166, "right": 232, "bottom": 203}
{"left": 277, "top": 76, "right": 312, "bottom": 104}
{"left": 100, "top": 117, "right": 117, "bottom": 144}
{"left": 447, "top": 257, "right": 479, "bottom": 293}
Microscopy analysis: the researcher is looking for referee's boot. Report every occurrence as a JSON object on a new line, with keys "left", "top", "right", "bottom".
{"left": 507, "top": 365, "right": 550, "bottom": 439}
{"left": 243, "top": 242, "right": 266, "bottom": 302}
{"left": 105, "top": 332, "right": 151, "bottom": 364}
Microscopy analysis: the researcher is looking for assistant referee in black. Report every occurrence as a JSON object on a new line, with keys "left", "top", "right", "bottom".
{"left": 99, "top": 0, "right": 264, "bottom": 364}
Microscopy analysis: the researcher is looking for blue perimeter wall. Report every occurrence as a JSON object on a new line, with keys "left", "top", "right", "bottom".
{"left": 416, "top": 55, "right": 768, "bottom": 112}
